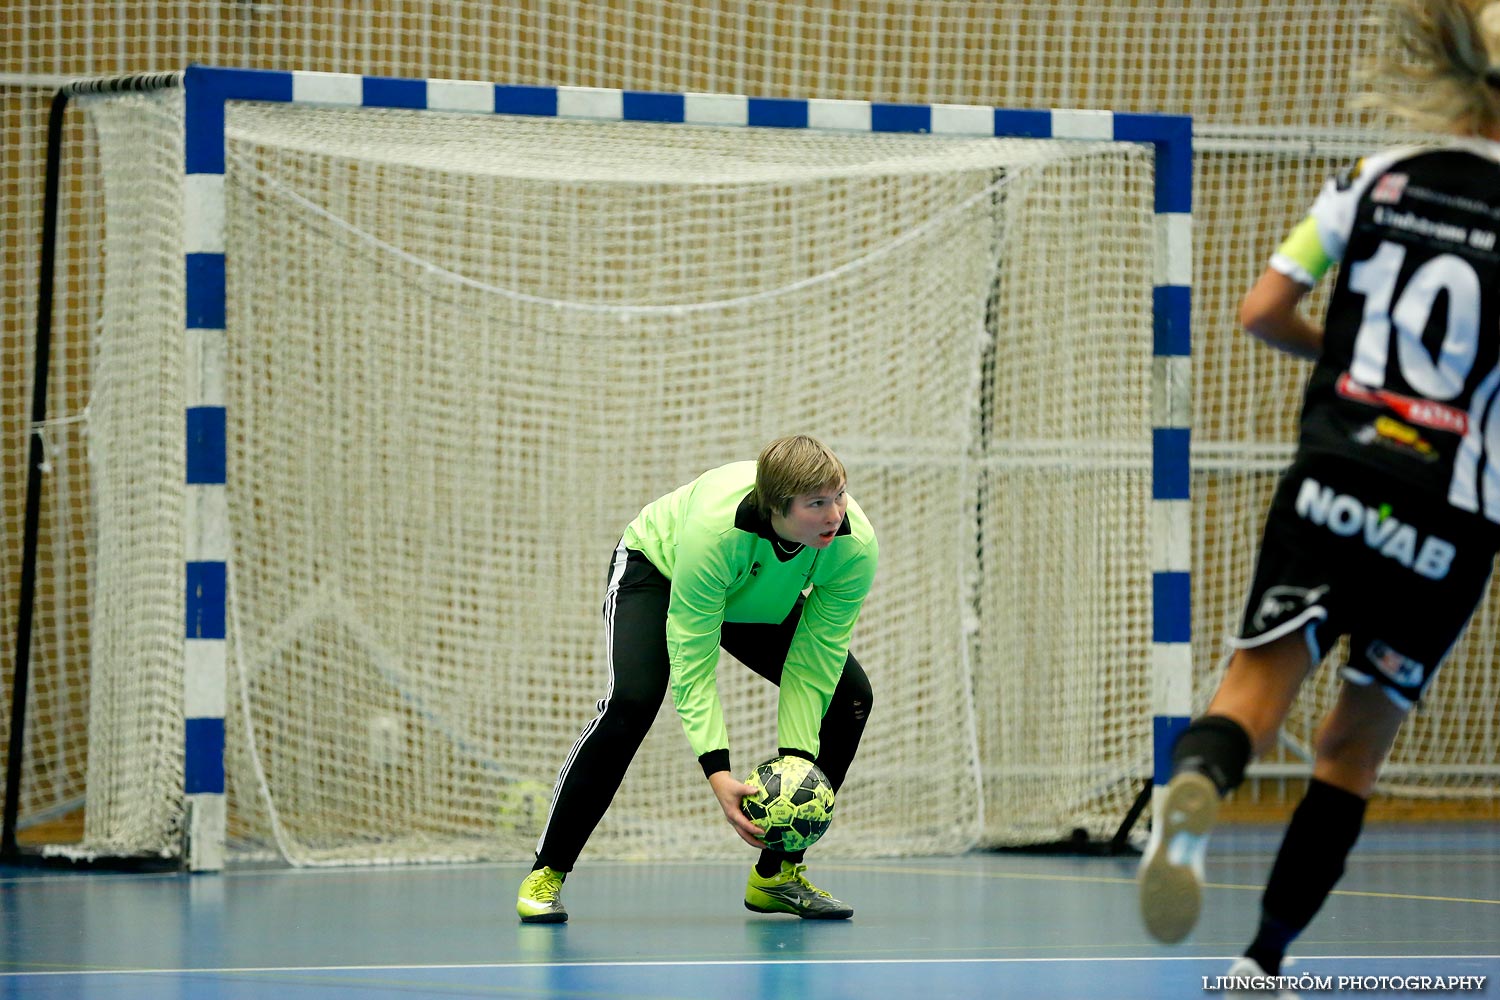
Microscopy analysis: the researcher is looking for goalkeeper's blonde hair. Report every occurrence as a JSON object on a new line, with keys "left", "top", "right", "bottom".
{"left": 752, "top": 435, "right": 846, "bottom": 519}
{"left": 1359, "top": 0, "right": 1500, "bottom": 135}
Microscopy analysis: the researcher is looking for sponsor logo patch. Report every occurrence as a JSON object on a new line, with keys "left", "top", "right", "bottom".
{"left": 1252, "top": 584, "right": 1329, "bottom": 632}
{"left": 1294, "top": 476, "right": 1456, "bottom": 580}
{"left": 1371, "top": 172, "right": 1408, "bottom": 204}
{"left": 1337, "top": 372, "right": 1469, "bottom": 435}
{"left": 1366, "top": 639, "right": 1425, "bottom": 688}
{"left": 1355, "top": 415, "right": 1438, "bottom": 462}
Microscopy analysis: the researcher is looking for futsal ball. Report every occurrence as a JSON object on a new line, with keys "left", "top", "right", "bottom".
{"left": 740, "top": 755, "right": 836, "bottom": 852}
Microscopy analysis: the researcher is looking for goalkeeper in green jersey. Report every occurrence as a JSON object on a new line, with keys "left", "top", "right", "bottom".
{"left": 516, "top": 434, "right": 878, "bottom": 923}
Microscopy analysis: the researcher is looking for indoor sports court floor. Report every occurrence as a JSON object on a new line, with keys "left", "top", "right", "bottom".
{"left": 1, "top": 823, "right": 1496, "bottom": 999}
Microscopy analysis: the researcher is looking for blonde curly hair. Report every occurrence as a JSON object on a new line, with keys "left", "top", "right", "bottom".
{"left": 1358, "top": 0, "right": 1500, "bottom": 135}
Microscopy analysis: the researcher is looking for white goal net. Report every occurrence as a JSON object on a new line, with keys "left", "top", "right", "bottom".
{"left": 40, "top": 84, "right": 1157, "bottom": 865}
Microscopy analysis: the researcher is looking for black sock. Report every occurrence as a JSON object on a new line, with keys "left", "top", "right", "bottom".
{"left": 756, "top": 848, "right": 805, "bottom": 877}
{"left": 1244, "top": 915, "right": 1299, "bottom": 976}
{"left": 1245, "top": 778, "right": 1367, "bottom": 974}
{"left": 1171, "top": 714, "right": 1252, "bottom": 795}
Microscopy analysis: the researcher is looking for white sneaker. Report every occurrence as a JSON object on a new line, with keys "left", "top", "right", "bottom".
{"left": 1221, "top": 956, "right": 1299, "bottom": 999}
{"left": 1137, "top": 770, "right": 1219, "bottom": 943}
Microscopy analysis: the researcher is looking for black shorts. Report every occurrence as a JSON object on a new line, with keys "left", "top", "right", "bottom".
{"left": 1235, "top": 454, "right": 1500, "bottom": 707}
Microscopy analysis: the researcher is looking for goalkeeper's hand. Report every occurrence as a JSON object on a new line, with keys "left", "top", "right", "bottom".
{"left": 707, "top": 770, "right": 767, "bottom": 848}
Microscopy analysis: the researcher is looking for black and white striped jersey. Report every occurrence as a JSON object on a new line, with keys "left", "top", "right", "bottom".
{"left": 1274, "top": 139, "right": 1500, "bottom": 526}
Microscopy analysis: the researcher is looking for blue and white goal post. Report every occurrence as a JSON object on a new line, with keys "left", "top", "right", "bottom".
{"left": 178, "top": 64, "right": 1191, "bottom": 870}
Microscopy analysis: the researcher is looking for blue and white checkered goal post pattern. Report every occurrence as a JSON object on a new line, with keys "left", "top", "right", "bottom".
{"left": 96, "top": 68, "right": 1194, "bottom": 869}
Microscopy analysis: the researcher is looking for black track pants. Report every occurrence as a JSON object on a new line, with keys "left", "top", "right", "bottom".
{"left": 533, "top": 544, "right": 872, "bottom": 872}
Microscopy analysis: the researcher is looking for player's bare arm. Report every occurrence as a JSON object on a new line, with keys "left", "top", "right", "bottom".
{"left": 1239, "top": 266, "right": 1323, "bottom": 361}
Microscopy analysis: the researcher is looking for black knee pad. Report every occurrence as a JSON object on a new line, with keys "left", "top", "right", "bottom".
{"left": 1172, "top": 714, "right": 1252, "bottom": 794}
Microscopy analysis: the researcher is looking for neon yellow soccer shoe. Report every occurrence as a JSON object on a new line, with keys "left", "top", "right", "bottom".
{"left": 516, "top": 865, "right": 568, "bottom": 924}
{"left": 744, "top": 861, "right": 853, "bottom": 919}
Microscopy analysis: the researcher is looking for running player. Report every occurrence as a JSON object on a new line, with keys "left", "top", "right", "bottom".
{"left": 1139, "top": 0, "right": 1500, "bottom": 985}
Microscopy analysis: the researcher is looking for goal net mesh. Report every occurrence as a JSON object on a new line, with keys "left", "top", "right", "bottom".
{"left": 59, "top": 87, "right": 1154, "bottom": 864}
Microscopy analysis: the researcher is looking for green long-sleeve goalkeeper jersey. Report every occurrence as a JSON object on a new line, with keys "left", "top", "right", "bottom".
{"left": 621, "top": 460, "right": 878, "bottom": 774}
